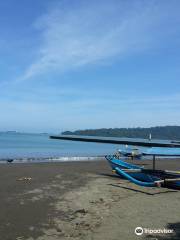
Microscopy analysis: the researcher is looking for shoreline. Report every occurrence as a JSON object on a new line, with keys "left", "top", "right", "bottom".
{"left": 0, "top": 156, "right": 105, "bottom": 164}
{"left": 1, "top": 155, "right": 180, "bottom": 164}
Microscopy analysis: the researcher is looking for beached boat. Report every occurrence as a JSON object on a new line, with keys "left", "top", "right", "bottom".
{"left": 106, "top": 155, "right": 180, "bottom": 189}
{"left": 50, "top": 134, "right": 180, "bottom": 189}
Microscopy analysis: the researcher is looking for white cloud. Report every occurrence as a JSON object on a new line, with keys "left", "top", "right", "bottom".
{"left": 1, "top": 92, "right": 180, "bottom": 132}
{"left": 21, "top": 0, "right": 180, "bottom": 80}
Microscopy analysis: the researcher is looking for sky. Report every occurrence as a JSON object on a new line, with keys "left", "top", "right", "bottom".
{"left": 0, "top": 0, "right": 180, "bottom": 133}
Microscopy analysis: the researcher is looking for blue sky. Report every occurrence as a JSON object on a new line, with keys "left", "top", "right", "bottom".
{"left": 0, "top": 0, "right": 180, "bottom": 133}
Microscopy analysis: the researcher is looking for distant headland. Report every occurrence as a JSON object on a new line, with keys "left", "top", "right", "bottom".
{"left": 62, "top": 126, "right": 180, "bottom": 140}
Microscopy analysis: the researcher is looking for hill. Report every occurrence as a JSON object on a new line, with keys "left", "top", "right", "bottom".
{"left": 62, "top": 126, "right": 180, "bottom": 140}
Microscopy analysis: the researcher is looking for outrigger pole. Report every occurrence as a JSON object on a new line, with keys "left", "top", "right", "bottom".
{"left": 153, "top": 155, "right": 156, "bottom": 170}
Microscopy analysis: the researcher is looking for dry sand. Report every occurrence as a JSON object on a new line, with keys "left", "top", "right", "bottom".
{"left": 0, "top": 158, "right": 180, "bottom": 240}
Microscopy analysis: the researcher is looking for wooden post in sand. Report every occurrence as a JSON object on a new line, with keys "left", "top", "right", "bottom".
{"left": 153, "top": 155, "right": 156, "bottom": 170}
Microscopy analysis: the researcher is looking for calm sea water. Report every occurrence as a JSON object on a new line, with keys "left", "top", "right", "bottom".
{"left": 0, "top": 132, "right": 121, "bottom": 160}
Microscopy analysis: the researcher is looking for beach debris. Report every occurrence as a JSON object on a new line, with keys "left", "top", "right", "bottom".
{"left": 17, "top": 177, "right": 32, "bottom": 182}
{"left": 56, "top": 227, "right": 62, "bottom": 233}
{"left": 16, "top": 237, "right": 24, "bottom": 240}
{"left": 29, "top": 226, "right": 35, "bottom": 231}
{"left": 74, "top": 208, "right": 87, "bottom": 215}
{"left": 20, "top": 200, "right": 25, "bottom": 205}
{"left": 90, "top": 198, "right": 104, "bottom": 204}
{"left": 75, "top": 220, "right": 82, "bottom": 226}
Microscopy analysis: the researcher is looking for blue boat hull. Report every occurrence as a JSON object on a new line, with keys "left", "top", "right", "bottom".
{"left": 106, "top": 155, "right": 180, "bottom": 189}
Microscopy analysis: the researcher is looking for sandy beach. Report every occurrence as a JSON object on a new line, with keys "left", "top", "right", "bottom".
{"left": 0, "top": 158, "right": 180, "bottom": 240}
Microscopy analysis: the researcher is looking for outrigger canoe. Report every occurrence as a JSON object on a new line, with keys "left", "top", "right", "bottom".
{"left": 50, "top": 134, "right": 180, "bottom": 189}
{"left": 106, "top": 155, "right": 180, "bottom": 189}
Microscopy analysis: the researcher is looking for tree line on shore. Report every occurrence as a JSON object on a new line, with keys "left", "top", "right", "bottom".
{"left": 62, "top": 126, "right": 180, "bottom": 140}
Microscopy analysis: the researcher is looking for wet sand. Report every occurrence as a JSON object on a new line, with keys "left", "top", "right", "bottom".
{"left": 0, "top": 158, "right": 180, "bottom": 240}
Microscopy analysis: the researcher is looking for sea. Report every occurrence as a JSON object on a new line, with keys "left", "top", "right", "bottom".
{"left": 1, "top": 132, "right": 179, "bottom": 163}
{"left": 0, "top": 132, "right": 121, "bottom": 162}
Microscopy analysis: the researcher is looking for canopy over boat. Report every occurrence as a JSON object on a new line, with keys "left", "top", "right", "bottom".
{"left": 116, "top": 147, "right": 180, "bottom": 157}
{"left": 142, "top": 147, "right": 180, "bottom": 156}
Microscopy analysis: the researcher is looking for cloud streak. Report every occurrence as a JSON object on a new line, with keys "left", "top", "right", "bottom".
{"left": 1, "top": 92, "right": 180, "bottom": 132}
{"left": 21, "top": 0, "right": 180, "bottom": 80}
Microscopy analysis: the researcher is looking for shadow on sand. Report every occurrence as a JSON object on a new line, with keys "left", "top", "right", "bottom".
{"left": 100, "top": 173, "right": 179, "bottom": 195}
{"left": 109, "top": 183, "right": 178, "bottom": 196}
